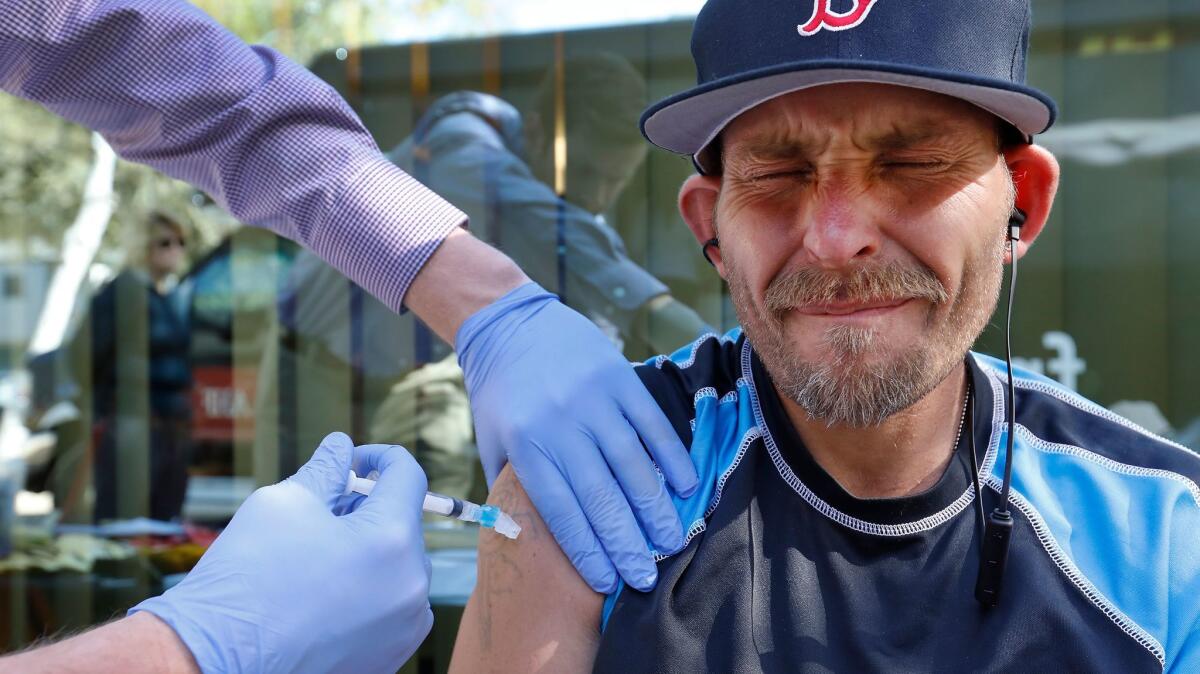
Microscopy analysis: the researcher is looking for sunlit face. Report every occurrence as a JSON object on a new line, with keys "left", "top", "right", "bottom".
{"left": 715, "top": 83, "right": 1014, "bottom": 427}
{"left": 148, "top": 222, "right": 187, "bottom": 278}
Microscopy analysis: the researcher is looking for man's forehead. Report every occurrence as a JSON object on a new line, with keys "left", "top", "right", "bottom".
{"left": 722, "top": 84, "right": 996, "bottom": 155}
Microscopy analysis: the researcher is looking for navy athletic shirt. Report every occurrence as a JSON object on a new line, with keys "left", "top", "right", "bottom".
{"left": 595, "top": 330, "right": 1200, "bottom": 673}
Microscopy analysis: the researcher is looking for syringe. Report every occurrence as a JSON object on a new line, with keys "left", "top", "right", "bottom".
{"left": 344, "top": 471, "right": 521, "bottom": 540}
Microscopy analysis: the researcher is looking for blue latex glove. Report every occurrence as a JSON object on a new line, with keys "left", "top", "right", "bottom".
{"left": 457, "top": 282, "right": 700, "bottom": 593}
{"left": 131, "top": 433, "right": 432, "bottom": 674}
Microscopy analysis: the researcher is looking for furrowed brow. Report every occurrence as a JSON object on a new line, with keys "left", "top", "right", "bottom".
{"left": 869, "top": 121, "right": 977, "bottom": 153}
{"left": 728, "top": 135, "right": 821, "bottom": 166}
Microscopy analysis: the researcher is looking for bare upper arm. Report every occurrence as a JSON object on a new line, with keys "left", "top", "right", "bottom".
{"left": 449, "top": 466, "right": 605, "bottom": 673}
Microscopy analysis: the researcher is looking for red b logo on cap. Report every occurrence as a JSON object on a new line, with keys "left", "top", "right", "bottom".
{"left": 798, "top": 0, "right": 880, "bottom": 36}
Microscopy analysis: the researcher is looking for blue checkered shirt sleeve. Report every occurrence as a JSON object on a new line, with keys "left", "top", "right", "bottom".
{"left": 0, "top": 0, "right": 467, "bottom": 311}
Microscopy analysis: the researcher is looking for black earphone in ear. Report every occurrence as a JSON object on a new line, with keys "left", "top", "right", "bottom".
{"left": 702, "top": 238, "right": 720, "bottom": 266}
{"left": 975, "top": 205, "right": 1028, "bottom": 608}
{"left": 1008, "top": 207, "right": 1028, "bottom": 242}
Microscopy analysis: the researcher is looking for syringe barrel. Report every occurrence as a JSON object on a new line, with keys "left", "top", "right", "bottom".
{"left": 456, "top": 501, "right": 482, "bottom": 523}
{"left": 423, "top": 492, "right": 458, "bottom": 517}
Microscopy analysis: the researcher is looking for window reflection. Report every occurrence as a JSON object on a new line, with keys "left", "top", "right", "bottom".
{"left": 387, "top": 53, "right": 713, "bottom": 355}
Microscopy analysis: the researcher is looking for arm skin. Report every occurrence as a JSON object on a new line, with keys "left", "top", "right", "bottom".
{"left": 449, "top": 465, "right": 604, "bottom": 673}
{"left": 405, "top": 227, "right": 530, "bottom": 344}
{"left": 0, "top": 613, "right": 198, "bottom": 674}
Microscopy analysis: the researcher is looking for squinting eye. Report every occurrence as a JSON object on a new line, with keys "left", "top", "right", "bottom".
{"left": 883, "top": 161, "right": 947, "bottom": 171}
{"left": 750, "top": 169, "right": 814, "bottom": 182}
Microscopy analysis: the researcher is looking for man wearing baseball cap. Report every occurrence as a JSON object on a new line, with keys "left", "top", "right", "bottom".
{"left": 451, "top": 1, "right": 1200, "bottom": 671}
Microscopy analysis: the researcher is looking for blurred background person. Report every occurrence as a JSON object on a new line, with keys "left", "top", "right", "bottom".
{"left": 59, "top": 211, "right": 195, "bottom": 522}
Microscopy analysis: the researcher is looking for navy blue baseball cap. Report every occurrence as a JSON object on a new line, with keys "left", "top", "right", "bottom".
{"left": 642, "top": 0, "right": 1058, "bottom": 174}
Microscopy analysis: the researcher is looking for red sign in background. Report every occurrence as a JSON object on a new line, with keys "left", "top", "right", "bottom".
{"left": 190, "top": 366, "right": 257, "bottom": 442}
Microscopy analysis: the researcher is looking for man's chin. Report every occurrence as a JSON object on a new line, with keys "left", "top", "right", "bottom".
{"left": 785, "top": 338, "right": 893, "bottom": 369}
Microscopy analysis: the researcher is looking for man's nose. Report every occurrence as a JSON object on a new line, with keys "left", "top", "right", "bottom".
{"left": 799, "top": 186, "right": 882, "bottom": 269}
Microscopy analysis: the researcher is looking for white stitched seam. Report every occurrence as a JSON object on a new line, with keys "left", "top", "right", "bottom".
{"left": 987, "top": 364, "right": 1200, "bottom": 461}
{"left": 694, "top": 387, "right": 719, "bottom": 406}
{"left": 693, "top": 386, "right": 739, "bottom": 410}
{"left": 654, "top": 518, "right": 708, "bottom": 562}
{"left": 656, "top": 332, "right": 739, "bottom": 370}
{"left": 705, "top": 427, "right": 761, "bottom": 519}
{"left": 1014, "top": 424, "right": 1200, "bottom": 508}
{"left": 749, "top": 342, "right": 1000, "bottom": 536}
{"left": 670, "top": 426, "right": 758, "bottom": 558}
{"left": 987, "top": 476, "right": 1166, "bottom": 667}
{"left": 658, "top": 333, "right": 718, "bottom": 370}
{"left": 667, "top": 386, "right": 755, "bottom": 559}
{"left": 974, "top": 355, "right": 1007, "bottom": 482}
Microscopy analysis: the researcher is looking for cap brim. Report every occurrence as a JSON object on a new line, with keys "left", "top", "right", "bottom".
{"left": 641, "top": 61, "right": 1058, "bottom": 173}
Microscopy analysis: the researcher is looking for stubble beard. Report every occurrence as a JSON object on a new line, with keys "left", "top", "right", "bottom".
{"left": 726, "top": 207, "right": 1010, "bottom": 428}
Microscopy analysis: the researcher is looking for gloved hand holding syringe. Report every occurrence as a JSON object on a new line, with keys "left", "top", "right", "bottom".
{"left": 345, "top": 471, "right": 522, "bottom": 539}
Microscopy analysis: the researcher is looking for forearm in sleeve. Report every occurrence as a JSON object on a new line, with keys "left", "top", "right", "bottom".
{"left": 0, "top": 0, "right": 466, "bottom": 311}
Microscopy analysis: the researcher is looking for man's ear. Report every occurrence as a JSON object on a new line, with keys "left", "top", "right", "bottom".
{"left": 679, "top": 174, "right": 726, "bottom": 276}
{"left": 1003, "top": 143, "right": 1060, "bottom": 263}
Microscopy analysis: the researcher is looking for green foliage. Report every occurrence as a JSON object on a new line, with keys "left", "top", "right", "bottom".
{"left": 0, "top": 97, "right": 92, "bottom": 252}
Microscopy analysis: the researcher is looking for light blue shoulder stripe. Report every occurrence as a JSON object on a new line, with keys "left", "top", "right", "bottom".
{"left": 976, "top": 353, "right": 1199, "bottom": 463}
{"left": 979, "top": 359, "right": 1200, "bottom": 669}
{"left": 602, "top": 367, "right": 758, "bottom": 631}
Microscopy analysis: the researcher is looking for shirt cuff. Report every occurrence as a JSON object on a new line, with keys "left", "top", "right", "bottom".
{"left": 310, "top": 153, "right": 468, "bottom": 313}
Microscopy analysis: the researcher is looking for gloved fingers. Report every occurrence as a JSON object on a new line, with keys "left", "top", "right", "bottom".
{"left": 594, "top": 414, "right": 685, "bottom": 555}
{"left": 348, "top": 444, "right": 428, "bottom": 526}
{"left": 332, "top": 491, "right": 367, "bottom": 516}
{"left": 396, "top": 605, "right": 435, "bottom": 666}
{"left": 519, "top": 463, "right": 619, "bottom": 594}
{"left": 334, "top": 457, "right": 378, "bottom": 514}
{"left": 285, "top": 431, "right": 355, "bottom": 507}
{"left": 551, "top": 435, "right": 660, "bottom": 593}
{"left": 351, "top": 443, "right": 405, "bottom": 479}
{"left": 475, "top": 430, "right": 507, "bottom": 488}
{"left": 616, "top": 375, "right": 699, "bottom": 498}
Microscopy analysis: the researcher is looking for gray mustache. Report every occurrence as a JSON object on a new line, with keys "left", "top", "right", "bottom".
{"left": 764, "top": 262, "right": 949, "bottom": 316}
